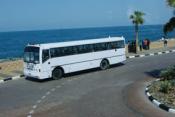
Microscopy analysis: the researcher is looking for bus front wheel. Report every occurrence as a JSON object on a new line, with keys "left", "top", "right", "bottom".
{"left": 52, "top": 68, "right": 63, "bottom": 80}
{"left": 100, "top": 59, "right": 109, "bottom": 70}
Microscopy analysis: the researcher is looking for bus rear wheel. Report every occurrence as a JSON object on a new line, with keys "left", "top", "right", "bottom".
{"left": 100, "top": 59, "right": 109, "bottom": 70}
{"left": 52, "top": 68, "right": 63, "bottom": 80}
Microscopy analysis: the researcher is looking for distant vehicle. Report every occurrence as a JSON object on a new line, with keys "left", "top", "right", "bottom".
{"left": 23, "top": 37, "right": 126, "bottom": 80}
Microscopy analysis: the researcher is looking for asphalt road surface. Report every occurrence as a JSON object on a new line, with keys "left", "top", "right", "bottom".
{"left": 0, "top": 53, "right": 175, "bottom": 117}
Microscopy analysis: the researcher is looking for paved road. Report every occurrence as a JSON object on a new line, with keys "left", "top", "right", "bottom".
{"left": 0, "top": 53, "right": 175, "bottom": 117}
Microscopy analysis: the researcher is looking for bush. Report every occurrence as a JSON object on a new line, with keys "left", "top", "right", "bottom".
{"left": 159, "top": 81, "right": 172, "bottom": 93}
{"left": 170, "top": 79, "right": 175, "bottom": 86}
{"left": 160, "top": 66, "right": 175, "bottom": 80}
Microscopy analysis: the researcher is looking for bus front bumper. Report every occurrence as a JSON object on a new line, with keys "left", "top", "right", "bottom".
{"left": 23, "top": 69, "right": 41, "bottom": 79}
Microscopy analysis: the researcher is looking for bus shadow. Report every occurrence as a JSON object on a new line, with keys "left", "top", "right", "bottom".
{"left": 110, "top": 63, "right": 125, "bottom": 68}
{"left": 25, "top": 63, "right": 125, "bottom": 83}
{"left": 25, "top": 77, "right": 53, "bottom": 83}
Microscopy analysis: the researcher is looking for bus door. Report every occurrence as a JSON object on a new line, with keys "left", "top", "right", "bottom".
{"left": 42, "top": 49, "right": 51, "bottom": 78}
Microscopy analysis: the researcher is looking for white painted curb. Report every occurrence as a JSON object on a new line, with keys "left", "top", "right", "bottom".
{"left": 146, "top": 79, "right": 175, "bottom": 113}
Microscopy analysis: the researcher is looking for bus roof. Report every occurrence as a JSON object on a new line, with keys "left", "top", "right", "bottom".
{"left": 28, "top": 36, "right": 125, "bottom": 49}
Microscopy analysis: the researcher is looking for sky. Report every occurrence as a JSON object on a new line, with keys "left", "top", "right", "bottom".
{"left": 0, "top": 0, "right": 173, "bottom": 32}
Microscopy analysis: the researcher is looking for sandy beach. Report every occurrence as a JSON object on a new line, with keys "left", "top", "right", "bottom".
{"left": 150, "top": 38, "right": 175, "bottom": 49}
{"left": 0, "top": 60, "right": 23, "bottom": 79}
{"left": 0, "top": 38, "right": 175, "bottom": 80}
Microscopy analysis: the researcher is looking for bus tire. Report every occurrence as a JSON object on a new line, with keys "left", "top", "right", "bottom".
{"left": 100, "top": 59, "right": 109, "bottom": 70}
{"left": 52, "top": 67, "right": 63, "bottom": 80}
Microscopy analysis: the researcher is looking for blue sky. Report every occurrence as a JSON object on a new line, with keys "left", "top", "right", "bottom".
{"left": 0, "top": 0, "right": 173, "bottom": 31}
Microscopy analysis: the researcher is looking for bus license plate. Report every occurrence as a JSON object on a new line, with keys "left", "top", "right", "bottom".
{"left": 27, "top": 64, "right": 34, "bottom": 70}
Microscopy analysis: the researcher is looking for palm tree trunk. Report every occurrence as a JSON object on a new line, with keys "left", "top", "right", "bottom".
{"left": 135, "top": 25, "right": 139, "bottom": 53}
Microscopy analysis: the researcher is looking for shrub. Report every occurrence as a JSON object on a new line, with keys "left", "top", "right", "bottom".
{"left": 160, "top": 66, "right": 175, "bottom": 80}
{"left": 170, "top": 79, "right": 175, "bottom": 86}
{"left": 159, "top": 80, "right": 172, "bottom": 93}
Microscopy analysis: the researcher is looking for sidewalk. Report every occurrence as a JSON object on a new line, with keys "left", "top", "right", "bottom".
{"left": 126, "top": 47, "right": 175, "bottom": 57}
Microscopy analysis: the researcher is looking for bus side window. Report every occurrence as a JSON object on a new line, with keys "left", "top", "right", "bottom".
{"left": 42, "top": 49, "right": 49, "bottom": 63}
{"left": 108, "top": 42, "right": 114, "bottom": 50}
{"left": 94, "top": 43, "right": 103, "bottom": 51}
{"left": 84, "top": 44, "right": 93, "bottom": 53}
{"left": 72, "top": 46, "right": 78, "bottom": 54}
{"left": 50, "top": 48, "right": 60, "bottom": 57}
{"left": 88, "top": 44, "right": 94, "bottom": 52}
{"left": 50, "top": 48, "right": 54, "bottom": 57}
{"left": 117, "top": 40, "right": 125, "bottom": 48}
{"left": 100, "top": 43, "right": 108, "bottom": 50}
{"left": 106, "top": 42, "right": 111, "bottom": 50}
{"left": 109, "top": 41, "right": 122, "bottom": 49}
{"left": 62, "top": 47, "right": 70, "bottom": 56}
{"left": 78, "top": 45, "right": 85, "bottom": 54}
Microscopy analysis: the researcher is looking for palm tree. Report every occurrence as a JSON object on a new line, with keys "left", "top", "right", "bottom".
{"left": 130, "top": 11, "right": 145, "bottom": 53}
{"left": 164, "top": 22, "right": 173, "bottom": 36}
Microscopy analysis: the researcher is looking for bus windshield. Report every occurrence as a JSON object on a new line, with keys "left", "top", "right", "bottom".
{"left": 24, "top": 46, "right": 40, "bottom": 64}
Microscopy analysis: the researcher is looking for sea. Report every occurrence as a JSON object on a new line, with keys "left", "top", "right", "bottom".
{"left": 0, "top": 24, "right": 174, "bottom": 59}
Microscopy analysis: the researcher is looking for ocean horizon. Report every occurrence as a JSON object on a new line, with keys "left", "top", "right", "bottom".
{"left": 0, "top": 24, "right": 174, "bottom": 59}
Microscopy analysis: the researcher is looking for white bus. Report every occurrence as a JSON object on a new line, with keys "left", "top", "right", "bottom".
{"left": 24, "top": 37, "right": 126, "bottom": 80}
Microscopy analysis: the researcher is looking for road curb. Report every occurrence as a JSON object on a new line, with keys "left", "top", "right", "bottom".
{"left": 0, "top": 74, "right": 24, "bottom": 84}
{"left": 145, "top": 79, "right": 175, "bottom": 114}
{"left": 127, "top": 49, "right": 175, "bottom": 59}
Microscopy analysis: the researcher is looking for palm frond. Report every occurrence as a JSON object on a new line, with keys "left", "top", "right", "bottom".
{"left": 163, "top": 16, "right": 175, "bottom": 35}
{"left": 167, "top": 0, "right": 175, "bottom": 8}
{"left": 130, "top": 15, "right": 134, "bottom": 19}
{"left": 130, "top": 11, "right": 145, "bottom": 25}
